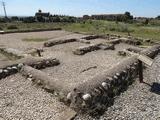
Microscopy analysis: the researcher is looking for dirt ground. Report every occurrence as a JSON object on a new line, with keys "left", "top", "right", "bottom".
{"left": 0, "top": 30, "right": 71, "bottom": 51}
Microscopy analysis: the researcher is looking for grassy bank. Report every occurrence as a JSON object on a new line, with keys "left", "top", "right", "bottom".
{"left": 0, "top": 20, "right": 160, "bottom": 43}
{"left": 0, "top": 22, "right": 64, "bottom": 32}
{"left": 64, "top": 20, "right": 160, "bottom": 43}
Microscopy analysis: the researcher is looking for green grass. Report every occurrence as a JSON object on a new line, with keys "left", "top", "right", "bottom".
{"left": 0, "top": 22, "right": 64, "bottom": 32}
{"left": 22, "top": 38, "right": 50, "bottom": 42}
{"left": 63, "top": 20, "right": 160, "bottom": 44}
{"left": 0, "top": 20, "right": 160, "bottom": 44}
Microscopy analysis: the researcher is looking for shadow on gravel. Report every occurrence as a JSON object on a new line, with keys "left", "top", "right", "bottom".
{"left": 150, "top": 82, "right": 160, "bottom": 95}
{"left": 144, "top": 82, "right": 160, "bottom": 95}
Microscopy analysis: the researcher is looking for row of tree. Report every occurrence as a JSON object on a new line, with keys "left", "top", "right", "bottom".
{"left": 156, "top": 16, "right": 160, "bottom": 20}
{"left": 0, "top": 10, "right": 159, "bottom": 23}
{"left": 83, "top": 12, "right": 133, "bottom": 22}
{"left": 0, "top": 15, "right": 78, "bottom": 23}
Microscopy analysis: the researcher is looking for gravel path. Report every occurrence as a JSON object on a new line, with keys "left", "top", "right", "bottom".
{"left": 0, "top": 74, "right": 68, "bottom": 120}
{"left": 75, "top": 54, "right": 160, "bottom": 120}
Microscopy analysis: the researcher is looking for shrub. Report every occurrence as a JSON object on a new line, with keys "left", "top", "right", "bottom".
{"left": 0, "top": 27, "right": 3, "bottom": 30}
{"left": 7, "top": 25, "right": 18, "bottom": 29}
{"left": 23, "top": 17, "right": 35, "bottom": 23}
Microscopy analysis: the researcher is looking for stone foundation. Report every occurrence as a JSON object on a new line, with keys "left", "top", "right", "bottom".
{"left": 44, "top": 38, "right": 77, "bottom": 47}
{"left": 67, "top": 44, "right": 160, "bottom": 112}
{"left": 73, "top": 43, "right": 114, "bottom": 55}
{"left": 18, "top": 44, "right": 160, "bottom": 113}
{"left": 0, "top": 57, "right": 60, "bottom": 80}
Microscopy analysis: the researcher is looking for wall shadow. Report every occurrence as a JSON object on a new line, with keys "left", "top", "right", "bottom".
{"left": 150, "top": 82, "right": 160, "bottom": 95}
{"left": 143, "top": 82, "right": 160, "bottom": 95}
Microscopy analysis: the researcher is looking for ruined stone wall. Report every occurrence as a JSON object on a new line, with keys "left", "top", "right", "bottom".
{"left": 67, "top": 44, "right": 160, "bottom": 112}
{"left": 0, "top": 57, "right": 60, "bottom": 80}
{"left": 14, "top": 44, "right": 160, "bottom": 113}
{"left": 44, "top": 38, "right": 77, "bottom": 47}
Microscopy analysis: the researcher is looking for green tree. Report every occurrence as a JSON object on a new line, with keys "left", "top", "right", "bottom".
{"left": 124, "top": 11, "right": 133, "bottom": 20}
{"left": 156, "top": 15, "right": 160, "bottom": 20}
{"left": 11, "top": 16, "right": 19, "bottom": 21}
{"left": 144, "top": 19, "right": 149, "bottom": 25}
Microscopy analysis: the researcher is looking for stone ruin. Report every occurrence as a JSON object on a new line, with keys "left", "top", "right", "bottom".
{"left": 0, "top": 32, "right": 160, "bottom": 117}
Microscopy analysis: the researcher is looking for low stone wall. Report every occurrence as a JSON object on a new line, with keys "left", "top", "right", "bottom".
{"left": 120, "top": 38, "right": 142, "bottom": 45}
{"left": 81, "top": 35, "right": 100, "bottom": 40}
{"left": 73, "top": 43, "right": 114, "bottom": 55}
{"left": 73, "top": 44, "right": 101, "bottom": 55}
{"left": 16, "top": 44, "right": 160, "bottom": 113}
{"left": 0, "top": 28, "right": 62, "bottom": 34}
{"left": 0, "top": 57, "right": 60, "bottom": 80}
{"left": 20, "top": 65, "right": 64, "bottom": 93}
{"left": 44, "top": 38, "right": 77, "bottom": 47}
{"left": 107, "top": 38, "right": 142, "bottom": 46}
{"left": 67, "top": 44, "right": 160, "bottom": 112}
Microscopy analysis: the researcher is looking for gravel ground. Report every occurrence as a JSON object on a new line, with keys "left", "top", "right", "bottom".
{"left": 0, "top": 53, "right": 159, "bottom": 120}
{"left": 0, "top": 53, "right": 12, "bottom": 66}
{"left": 75, "top": 54, "right": 160, "bottom": 120}
{"left": 0, "top": 74, "right": 68, "bottom": 120}
{"left": 0, "top": 53, "right": 8, "bottom": 61}
{"left": 1, "top": 31, "right": 158, "bottom": 120}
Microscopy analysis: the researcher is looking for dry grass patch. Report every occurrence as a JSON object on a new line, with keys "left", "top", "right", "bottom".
{"left": 22, "top": 38, "right": 50, "bottom": 42}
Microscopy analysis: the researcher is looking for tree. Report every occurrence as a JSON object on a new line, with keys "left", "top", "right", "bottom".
{"left": 144, "top": 19, "right": 149, "bottom": 25}
{"left": 124, "top": 11, "right": 133, "bottom": 20}
{"left": 23, "top": 17, "right": 35, "bottom": 23}
{"left": 0, "top": 17, "right": 6, "bottom": 23}
{"left": 11, "top": 16, "right": 19, "bottom": 21}
{"left": 50, "top": 16, "right": 60, "bottom": 22}
{"left": 156, "top": 15, "right": 160, "bottom": 20}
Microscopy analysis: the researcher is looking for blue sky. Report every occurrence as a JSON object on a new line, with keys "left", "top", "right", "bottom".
{"left": 0, "top": 0, "right": 160, "bottom": 17}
